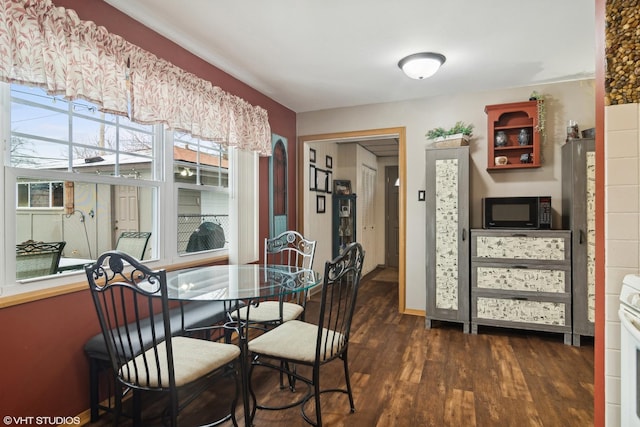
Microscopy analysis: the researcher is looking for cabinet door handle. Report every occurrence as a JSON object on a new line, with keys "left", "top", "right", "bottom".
{"left": 579, "top": 229, "right": 585, "bottom": 245}
{"left": 511, "top": 265, "right": 528, "bottom": 269}
{"left": 511, "top": 233, "right": 528, "bottom": 238}
{"left": 512, "top": 297, "right": 529, "bottom": 301}
{"left": 461, "top": 228, "right": 467, "bottom": 241}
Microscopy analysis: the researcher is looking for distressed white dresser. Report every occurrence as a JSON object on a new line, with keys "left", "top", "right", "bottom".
{"left": 470, "top": 229, "right": 572, "bottom": 345}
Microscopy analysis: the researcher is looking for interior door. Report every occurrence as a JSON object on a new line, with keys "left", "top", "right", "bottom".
{"left": 385, "top": 165, "right": 399, "bottom": 267}
{"left": 360, "top": 164, "right": 377, "bottom": 273}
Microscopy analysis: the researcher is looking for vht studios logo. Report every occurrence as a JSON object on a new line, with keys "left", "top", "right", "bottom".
{"left": 3, "top": 416, "right": 81, "bottom": 425}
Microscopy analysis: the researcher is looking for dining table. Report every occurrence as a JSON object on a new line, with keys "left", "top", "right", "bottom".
{"left": 165, "top": 263, "right": 322, "bottom": 426}
{"left": 57, "top": 257, "right": 94, "bottom": 272}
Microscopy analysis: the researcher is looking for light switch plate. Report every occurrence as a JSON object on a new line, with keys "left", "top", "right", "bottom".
{"left": 418, "top": 190, "right": 425, "bottom": 201}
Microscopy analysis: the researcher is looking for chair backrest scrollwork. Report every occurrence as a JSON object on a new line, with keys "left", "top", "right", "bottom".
{"left": 265, "top": 230, "right": 316, "bottom": 269}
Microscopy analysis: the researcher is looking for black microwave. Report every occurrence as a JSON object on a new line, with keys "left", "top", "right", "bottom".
{"left": 482, "top": 196, "right": 552, "bottom": 229}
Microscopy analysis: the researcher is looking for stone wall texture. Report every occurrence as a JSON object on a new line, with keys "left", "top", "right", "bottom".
{"left": 606, "top": 0, "right": 640, "bottom": 105}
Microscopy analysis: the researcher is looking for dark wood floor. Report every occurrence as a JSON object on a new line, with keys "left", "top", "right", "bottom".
{"left": 89, "top": 268, "right": 594, "bottom": 426}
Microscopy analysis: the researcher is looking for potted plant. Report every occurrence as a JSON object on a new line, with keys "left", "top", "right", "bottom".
{"left": 426, "top": 121, "right": 474, "bottom": 147}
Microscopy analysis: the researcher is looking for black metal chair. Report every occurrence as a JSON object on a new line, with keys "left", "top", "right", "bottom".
{"left": 84, "top": 299, "right": 229, "bottom": 422}
{"left": 247, "top": 242, "right": 365, "bottom": 427}
{"left": 233, "top": 230, "right": 317, "bottom": 327}
{"left": 85, "top": 250, "right": 240, "bottom": 427}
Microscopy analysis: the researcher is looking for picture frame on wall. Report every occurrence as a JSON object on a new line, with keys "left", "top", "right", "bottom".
{"left": 309, "top": 148, "right": 316, "bottom": 163}
{"left": 309, "top": 165, "right": 316, "bottom": 190}
{"left": 326, "top": 170, "right": 332, "bottom": 193}
{"left": 316, "top": 168, "right": 328, "bottom": 192}
{"left": 333, "top": 179, "right": 351, "bottom": 195}
{"left": 316, "top": 194, "right": 326, "bottom": 213}
{"left": 326, "top": 155, "right": 333, "bottom": 169}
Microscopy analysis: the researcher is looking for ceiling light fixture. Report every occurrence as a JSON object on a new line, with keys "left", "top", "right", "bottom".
{"left": 398, "top": 52, "right": 446, "bottom": 80}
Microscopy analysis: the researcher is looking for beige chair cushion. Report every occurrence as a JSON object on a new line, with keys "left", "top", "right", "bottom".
{"left": 248, "top": 320, "right": 343, "bottom": 363}
{"left": 232, "top": 301, "right": 304, "bottom": 323}
{"left": 120, "top": 336, "right": 240, "bottom": 387}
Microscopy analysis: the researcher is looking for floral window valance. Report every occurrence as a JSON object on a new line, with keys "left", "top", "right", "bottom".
{"left": 0, "top": 0, "right": 272, "bottom": 156}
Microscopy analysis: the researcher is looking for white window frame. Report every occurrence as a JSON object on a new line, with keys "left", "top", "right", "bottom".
{"left": 0, "top": 82, "right": 262, "bottom": 298}
{"left": 169, "top": 129, "right": 231, "bottom": 257}
{"left": 2, "top": 80, "right": 167, "bottom": 293}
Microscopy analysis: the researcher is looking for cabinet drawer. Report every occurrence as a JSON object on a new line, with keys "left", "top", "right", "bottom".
{"left": 474, "top": 266, "right": 568, "bottom": 293}
{"left": 473, "top": 232, "right": 570, "bottom": 261}
{"left": 475, "top": 297, "right": 568, "bottom": 326}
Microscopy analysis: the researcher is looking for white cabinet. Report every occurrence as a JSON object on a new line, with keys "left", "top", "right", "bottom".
{"left": 471, "top": 229, "right": 572, "bottom": 345}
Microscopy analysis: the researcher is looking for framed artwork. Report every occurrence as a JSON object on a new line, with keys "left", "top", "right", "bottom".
{"left": 333, "top": 179, "right": 351, "bottom": 195}
{"left": 309, "top": 148, "right": 316, "bottom": 163}
{"left": 326, "top": 170, "right": 332, "bottom": 194}
{"left": 309, "top": 165, "right": 316, "bottom": 190}
{"left": 316, "top": 195, "right": 326, "bottom": 213}
{"left": 316, "top": 168, "right": 328, "bottom": 192}
{"left": 326, "top": 155, "right": 333, "bottom": 169}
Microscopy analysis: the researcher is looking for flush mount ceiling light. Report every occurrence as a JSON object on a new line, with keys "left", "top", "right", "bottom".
{"left": 398, "top": 52, "right": 446, "bottom": 80}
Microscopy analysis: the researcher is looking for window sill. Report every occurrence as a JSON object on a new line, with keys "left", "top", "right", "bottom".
{"left": 0, "top": 253, "right": 230, "bottom": 309}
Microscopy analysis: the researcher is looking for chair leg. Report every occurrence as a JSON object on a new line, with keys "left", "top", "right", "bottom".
{"left": 313, "top": 364, "right": 322, "bottom": 427}
{"left": 132, "top": 390, "right": 142, "bottom": 427}
{"left": 248, "top": 360, "right": 259, "bottom": 423}
{"left": 111, "top": 381, "right": 122, "bottom": 427}
{"left": 279, "top": 360, "right": 298, "bottom": 391}
{"left": 89, "top": 358, "right": 100, "bottom": 421}
{"left": 169, "top": 388, "right": 179, "bottom": 427}
{"left": 341, "top": 353, "right": 356, "bottom": 412}
{"left": 230, "top": 361, "right": 240, "bottom": 427}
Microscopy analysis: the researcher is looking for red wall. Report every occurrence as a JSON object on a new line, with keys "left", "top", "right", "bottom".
{"left": 0, "top": 290, "right": 99, "bottom": 417}
{"left": 0, "top": 0, "right": 296, "bottom": 417}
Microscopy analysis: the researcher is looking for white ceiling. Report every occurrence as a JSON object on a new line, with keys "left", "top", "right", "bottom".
{"left": 104, "top": 0, "right": 596, "bottom": 115}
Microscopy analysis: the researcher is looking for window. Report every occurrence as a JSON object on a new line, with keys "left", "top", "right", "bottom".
{"left": 10, "top": 86, "right": 156, "bottom": 177}
{"left": 4, "top": 83, "right": 164, "bottom": 282}
{"left": 2, "top": 82, "right": 240, "bottom": 288}
{"left": 173, "top": 132, "right": 230, "bottom": 254}
{"left": 17, "top": 181, "right": 64, "bottom": 208}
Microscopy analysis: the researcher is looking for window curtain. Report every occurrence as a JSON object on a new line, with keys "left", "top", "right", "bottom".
{"left": 0, "top": 0, "right": 130, "bottom": 115}
{"left": 127, "top": 47, "right": 272, "bottom": 156}
{"left": 0, "top": 0, "right": 272, "bottom": 156}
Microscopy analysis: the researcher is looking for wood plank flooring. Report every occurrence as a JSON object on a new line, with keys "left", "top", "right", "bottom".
{"left": 89, "top": 268, "right": 594, "bottom": 426}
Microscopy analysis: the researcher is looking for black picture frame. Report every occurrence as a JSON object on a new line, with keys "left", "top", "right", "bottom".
{"left": 316, "top": 168, "right": 328, "bottom": 192}
{"left": 326, "top": 170, "right": 332, "bottom": 194}
{"left": 316, "top": 195, "right": 326, "bottom": 213}
{"left": 309, "top": 165, "right": 316, "bottom": 190}
{"left": 309, "top": 148, "right": 316, "bottom": 163}
{"left": 326, "top": 155, "right": 333, "bottom": 169}
{"left": 333, "top": 179, "right": 351, "bottom": 195}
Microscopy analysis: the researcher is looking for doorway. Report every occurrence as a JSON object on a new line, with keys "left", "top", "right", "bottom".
{"left": 297, "top": 127, "right": 407, "bottom": 313}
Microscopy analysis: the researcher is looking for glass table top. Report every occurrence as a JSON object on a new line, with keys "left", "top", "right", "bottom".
{"left": 165, "top": 264, "right": 322, "bottom": 301}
